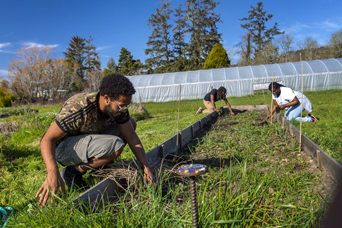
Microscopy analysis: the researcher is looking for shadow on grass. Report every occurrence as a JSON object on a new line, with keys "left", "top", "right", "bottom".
{"left": 1, "top": 144, "right": 39, "bottom": 160}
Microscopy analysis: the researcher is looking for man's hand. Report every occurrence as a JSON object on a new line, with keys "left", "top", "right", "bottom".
{"left": 35, "top": 171, "right": 65, "bottom": 206}
{"left": 230, "top": 111, "right": 235, "bottom": 116}
{"left": 143, "top": 166, "right": 155, "bottom": 186}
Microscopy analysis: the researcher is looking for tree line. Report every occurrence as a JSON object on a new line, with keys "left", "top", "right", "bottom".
{"left": 1, "top": 1, "right": 342, "bottom": 106}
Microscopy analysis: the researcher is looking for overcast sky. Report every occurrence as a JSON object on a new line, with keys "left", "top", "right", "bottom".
{"left": 1, "top": 0, "right": 341, "bottom": 80}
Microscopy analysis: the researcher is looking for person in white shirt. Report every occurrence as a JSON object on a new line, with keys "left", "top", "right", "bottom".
{"left": 266, "top": 82, "right": 318, "bottom": 122}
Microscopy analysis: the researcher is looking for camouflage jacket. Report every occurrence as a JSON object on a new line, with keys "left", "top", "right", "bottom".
{"left": 55, "top": 92, "right": 130, "bottom": 135}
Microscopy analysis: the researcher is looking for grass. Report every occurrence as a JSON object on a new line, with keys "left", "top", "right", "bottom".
{"left": 0, "top": 89, "right": 340, "bottom": 226}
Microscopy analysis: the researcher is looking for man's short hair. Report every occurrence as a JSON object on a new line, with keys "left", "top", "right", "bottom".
{"left": 99, "top": 74, "right": 136, "bottom": 100}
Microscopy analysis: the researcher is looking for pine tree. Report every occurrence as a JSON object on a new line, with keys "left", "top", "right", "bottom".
{"left": 186, "top": 0, "right": 222, "bottom": 70}
{"left": 63, "top": 36, "right": 86, "bottom": 91}
{"left": 85, "top": 36, "right": 101, "bottom": 72}
{"left": 145, "top": 1, "right": 173, "bottom": 73}
{"left": 203, "top": 43, "right": 230, "bottom": 69}
{"left": 117, "top": 47, "right": 139, "bottom": 75}
{"left": 172, "top": 4, "right": 189, "bottom": 71}
{"left": 239, "top": 2, "right": 283, "bottom": 61}
{"left": 103, "top": 57, "right": 118, "bottom": 76}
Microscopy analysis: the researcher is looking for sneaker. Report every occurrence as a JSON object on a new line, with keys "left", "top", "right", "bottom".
{"left": 60, "top": 166, "right": 89, "bottom": 190}
{"left": 196, "top": 107, "right": 203, "bottom": 114}
{"left": 308, "top": 114, "right": 319, "bottom": 122}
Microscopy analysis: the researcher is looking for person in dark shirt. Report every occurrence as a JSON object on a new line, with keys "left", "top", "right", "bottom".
{"left": 196, "top": 86, "right": 235, "bottom": 115}
{"left": 35, "top": 74, "right": 155, "bottom": 206}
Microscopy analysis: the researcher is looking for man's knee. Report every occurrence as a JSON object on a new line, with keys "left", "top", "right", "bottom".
{"left": 108, "top": 146, "right": 124, "bottom": 160}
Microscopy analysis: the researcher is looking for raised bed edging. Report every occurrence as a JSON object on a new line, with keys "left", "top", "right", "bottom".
{"left": 73, "top": 105, "right": 341, "bottom": 210}
{"left": 274, "top": 112, "right": 342, "bottom": 182}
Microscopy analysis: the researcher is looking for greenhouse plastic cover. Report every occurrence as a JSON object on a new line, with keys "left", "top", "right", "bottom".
{"left": 127, "top": 58, "right": 342, "bottom": 103}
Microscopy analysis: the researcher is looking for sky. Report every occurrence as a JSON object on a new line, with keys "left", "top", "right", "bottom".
{"left": 1, "top": 0, "right": 342, "bottom": 80}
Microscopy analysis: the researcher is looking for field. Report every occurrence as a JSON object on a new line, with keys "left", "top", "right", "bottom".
{"left": 0, "top": 89, "right": 341, "bottom": 227}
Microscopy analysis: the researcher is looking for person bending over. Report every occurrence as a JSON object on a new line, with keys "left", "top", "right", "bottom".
{"left": 266, "top": 82, "right": 318, "bottom": 122}
{"left": 35, "top": 74, "right": 155, "bottom": 206}
{"left": 196, "top": 86, "right": 234, "bottom": 115}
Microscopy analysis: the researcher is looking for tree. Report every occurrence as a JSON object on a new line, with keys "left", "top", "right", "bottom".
{"left": 186, "top": 0, "right": 222, "bottom": 69}
{"left": 145, "top": 1, "right": 173, "bottom": 73}
{"left": 9, "top": 47, "right": 52, "bottom": 103}
{"left": 277, "top": 33, "right": 294, "bottom": 63}
{"left": 63, "top": 36, "right": 86, "bottom": 91}
{"left": 203, "top": 43, "right": 230, "bottom": 69}
{"left": 329, "top": 29, "right": 342, "bottom": 58}
{"left": 239, "top": 2, "right": 283, "bottom": 61}
{"left": 172, "top": 4, "right": 189, "bottom": 72}
{"left": 254, "top": 40, "right": 279, "bottom": 65}
{"left": 47, "top": 58, "right": 72, "bottom": 99}
{"left": 0, "top": 78, "right": 14, "bottom": 107}
{"left": 85, "top": 70, "right": 102, "bottom": 92}
{"left": 236, "top": 33, "right": 252, "bottom": 66}
{"left": 303, "top": 36, "right": 320, "bottom": 61}
{"left": 85, "top": 36, "right": 101, "bottom": 72}
{"left": 103, "top": 57, "right": 118, "bottom": 76}
{"left": 117, "top": 47, "right": 141, "bottom": 75}
{"left": 63, "top": 36, "right": 100, "bottom": 91}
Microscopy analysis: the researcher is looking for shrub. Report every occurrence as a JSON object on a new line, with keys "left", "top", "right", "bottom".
{"left": 129, "top": 103, "right": 151, "bottom": 121}
{"left": 203, "top": 43, "right": 231, "bottom": 69}
{"left": 0, "top": 88, "right": 14, "bottom": 107}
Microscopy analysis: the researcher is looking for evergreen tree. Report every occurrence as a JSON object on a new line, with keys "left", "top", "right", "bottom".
{"left": 103, "top": 57, "right": 118, "bottom": 76}
{"left": 186, "top": 0, "right": 222, "bottom": 70}
{"left": 145, "top": 1, "right": 173, "bottom": 73}
{"left": 64, "top": 36, "right": 101, "bottom": 91}
{"left": 172, "top": 4, "right": 189, "bottom": 71}
{"left": 203, "top": 43, "right": 230, "bottom": 69}
{"left": 117, "top": 47, "right": 140, "bottom": 75}
{"left": 63, "top": 36, "right": 86, "bottom": 91}
{"left": 85, "top": 36, "right": 101, "bottom": 72}
{"left": 239, "top": 2, "right": 283, "bottom": 61}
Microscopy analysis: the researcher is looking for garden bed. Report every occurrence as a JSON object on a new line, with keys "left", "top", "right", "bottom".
{"left": 76, "top": 108, "right": 334, "bottom": 226}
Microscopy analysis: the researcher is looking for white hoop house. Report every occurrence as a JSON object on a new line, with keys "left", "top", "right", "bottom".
{"left": 127, "top": 58, "right": 342, "bottom": 103}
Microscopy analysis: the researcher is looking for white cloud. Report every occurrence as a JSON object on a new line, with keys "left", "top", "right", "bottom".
{"left": 0, "top": 69, "right": 8, "bottom": 77}
{"left": 22, "top": 42, "right": 59, "bottom": 49}
{"left": 0, "top": 43, "right": 11, "bottom": 48}
{"left": 315, "top": 20, "right": 342, "bottom": 32}
{"left": 0, "top": 50, "right": 16, "bottom": 54}
{"left": 97, "top": 46, "right": 112, "bottom": 51}
{"left": 284, "top": 22, "right": 311, "bottom": 34}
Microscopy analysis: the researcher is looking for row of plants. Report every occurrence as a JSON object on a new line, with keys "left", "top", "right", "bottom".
{"left": 0, "top": 89, "right": 340, "bottom": 226}
{"left": 1, "top": 109, "right": 333, "bottom": 226}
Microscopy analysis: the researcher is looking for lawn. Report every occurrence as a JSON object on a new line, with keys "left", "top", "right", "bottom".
{"left": 0, "top": 89, "right": 340, "bottom": 226}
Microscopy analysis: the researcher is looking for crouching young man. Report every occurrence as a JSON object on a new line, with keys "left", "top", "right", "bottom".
{"left": 35, "top": 74, "right": 155, "bottom": 206}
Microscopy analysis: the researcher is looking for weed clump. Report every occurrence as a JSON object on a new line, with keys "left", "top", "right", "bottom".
{"left": 129, "top": 103, "right": 151, "bottom": 121}
{"left": 0, "top": 122, "right": 18, "bottom": 134}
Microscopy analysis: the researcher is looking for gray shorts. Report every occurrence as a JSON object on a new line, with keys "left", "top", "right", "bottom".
{"left": 55, "top": 122, "right": 125, "bottom": 166}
